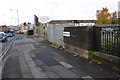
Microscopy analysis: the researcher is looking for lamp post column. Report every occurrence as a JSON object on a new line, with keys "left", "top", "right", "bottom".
{"left": 17, "top": 9, "right": 19, "bottom": 28}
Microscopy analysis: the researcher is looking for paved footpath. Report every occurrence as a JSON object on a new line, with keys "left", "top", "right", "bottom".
{"left": 2, "top": 37, "right": 120, "bottom": 80}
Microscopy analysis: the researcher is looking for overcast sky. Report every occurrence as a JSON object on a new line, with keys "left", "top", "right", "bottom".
{"left": 0, "top": 0, "right": 119, "bottom": 26}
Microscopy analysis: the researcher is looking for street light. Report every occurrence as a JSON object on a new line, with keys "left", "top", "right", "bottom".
{"left": 9, "top": 9, "right": 19, "bottom": 28}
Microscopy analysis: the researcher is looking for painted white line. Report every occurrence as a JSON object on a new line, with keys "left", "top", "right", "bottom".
{"left": 82, "top": 76, "right": 92, "bottom": 78}
{"left": 0, "top": 40, "right": 14, "bottom": 60}
{"left": 59, "top": 61, "right": 73, "bottom": 68}
{"left": 0, "top": 59, "right": 2, "bottom": 80}
{"left": 82, "top": 76, "right": 95, "bottom": 80}
{"left": 0, "top": 43, "right": 11, "bottom": 60}
{"left": 12, "top": 41, "right": 15, "bottom": 46}
{"left": 0, "top": 37, "right": 18, "bottom": 60}
{"left": 0, "top": 38, "right": 16, "bottom": 80}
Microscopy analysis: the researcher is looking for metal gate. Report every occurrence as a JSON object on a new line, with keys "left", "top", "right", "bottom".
{"left": 94, "top": 26, "right": 120, "bottom": 57}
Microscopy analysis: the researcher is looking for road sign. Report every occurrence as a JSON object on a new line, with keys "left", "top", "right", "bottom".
{"left": 63, "top": 32, "right": 70, "bottom": 37}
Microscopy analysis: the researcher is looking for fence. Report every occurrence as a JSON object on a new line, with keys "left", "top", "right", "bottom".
{"left": 46, "top": 25, "right": 65, "bottom": 46}
{"left": 46, "top": 25, "right": 120, "bottom": 57}
{"left": 94, "top": 26, "right": 120, "bottom": 57}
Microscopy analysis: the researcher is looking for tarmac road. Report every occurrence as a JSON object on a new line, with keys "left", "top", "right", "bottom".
{"left": 0, "top": 36, "right": 15, "bottom": 53}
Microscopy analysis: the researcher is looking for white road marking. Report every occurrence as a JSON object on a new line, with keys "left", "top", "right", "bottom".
{"left": 12, "top": 41, "right": 15, "bottom": 46}
{"left": 82, "top": 76, "right": 95, "bottom": 80}
{"left": 0, "top": 37, "right": 17, "bottom": 79}
{"left": 50, "top": 65, "right": 79, "bottom": 78}
{"left": 59, "top": 61, "right": 73, "bottom": 68}
{"left": 0, "top": 43, "right": 2, "bottom": 55}
{"left": 0, "top": 60, "right": 2, "bottom": 80}
{"left": 0, "top": 39, "right": 16, "bottom": 60}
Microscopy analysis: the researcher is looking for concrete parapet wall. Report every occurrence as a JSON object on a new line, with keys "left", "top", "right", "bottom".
{"left": 64, "top": 43, "right": 120, "bottom": 71}
{"left": 89, "top": 51, "right": 120, "bottom": 71}
{"left": 64, "top": 43, "right": 89, "bottom": 59}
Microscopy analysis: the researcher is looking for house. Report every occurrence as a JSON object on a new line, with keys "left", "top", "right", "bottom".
{"left": 0, "top": 25, "right": 8, "bottom": 32}
{"left": 28, "top": 23, "right": 34, "bottom": 30}
{"left": 48, "top": 20, "right": 96, "bottom": 27}
{"left": 27, "top": 23, "right": 34, "bottom": 35}
{"left": 77, "top": 20, "right": 96, "bottom": 26}
{"left": 33, "top": 15, "right": 47, "bottom": 37}
{"left": 19, "top": 22, "right": 28, "bottom": 33}
{"left": 37, "top": 22, "right": 47, "bottom": 38}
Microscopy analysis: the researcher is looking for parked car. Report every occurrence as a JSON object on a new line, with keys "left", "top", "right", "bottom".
{"left": 0, "top": 32, "right": 7, "bottom": 42}
{"left": 16, "top": 31, "right": 20, "bottom": 34}
{"left": 9, "top": 29, "right": 15, "bottom": 36}
{"left": 19, "top": 31, "right": 24, "bottom": 34}
{"left": 7, "top": 33, "right": 13, "bottom": 37}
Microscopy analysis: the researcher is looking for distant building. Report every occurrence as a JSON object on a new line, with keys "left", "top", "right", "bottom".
{"left": 27, "top": 23, "right": 35, "bottom": 35}
{"left": 19, "top": 23, "right": 28, "bottom": 33}
{"left": 34, "top": 15, "right": 39, "bottom": 35}
{"left": 8, "top": 25, "right": 17, "bottom": 30}
{"left": 37, "top": 22, "right": 47, "bottom": 38}
{"left": 48, "top": 20, "right": 96, "bottom": 27}
{"left": 77, "top": 20, "right": 96, "bottom": 26}
{"left": 118, "top": 1, "right": 120, "bottom": 19}
{"left": 0, "top": 25, "right": 8, "bottom": 32}
{"left": 46, "top": 20, "right": 95, "bottom": 43}
{"left": 48, "top": 20, "right": 75, "bottom": 27}
{"left": 28, "top": 23, "right": 34, "bottom": 30}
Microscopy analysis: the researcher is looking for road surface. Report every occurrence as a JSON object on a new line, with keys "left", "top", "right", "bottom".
{"left": 1, "top": 34, "right": 120, "bottom": 80}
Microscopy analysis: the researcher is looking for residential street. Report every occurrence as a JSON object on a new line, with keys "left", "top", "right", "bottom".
{"left": 2, "top": 34, "right": 119, "bottom": 80}
{"left": 0, "top": 0, "right": 120, "bottom": 80}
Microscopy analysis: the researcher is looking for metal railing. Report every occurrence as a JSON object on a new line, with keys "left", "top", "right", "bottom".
{"left": 94, "top": 26, "right": 120, "bottom": 57}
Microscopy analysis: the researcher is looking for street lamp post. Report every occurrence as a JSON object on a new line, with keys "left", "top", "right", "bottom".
{"left": 16, "top": 10, "right": 19, "bottom": 28}
{"left": 10, "top": 9, "right": 19, "bottom": 29}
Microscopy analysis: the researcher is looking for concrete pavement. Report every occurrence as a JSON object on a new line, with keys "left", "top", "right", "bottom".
{"left": 2, "top": 36, "right": 120, "bottom": 80}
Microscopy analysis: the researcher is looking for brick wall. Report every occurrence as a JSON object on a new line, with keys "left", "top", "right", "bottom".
{"left": 64, "top": 26, "right": 94, "bottom": 50}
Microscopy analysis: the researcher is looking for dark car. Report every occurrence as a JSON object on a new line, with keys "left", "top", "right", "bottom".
{"left": 9, "top": 29, "right": 15, "bottom": 35}
{"left": 7, "top": 33, "right": 13, "bottom": 37}
{"left": 0, "top": 32, "right": 7, "bottom": 42}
